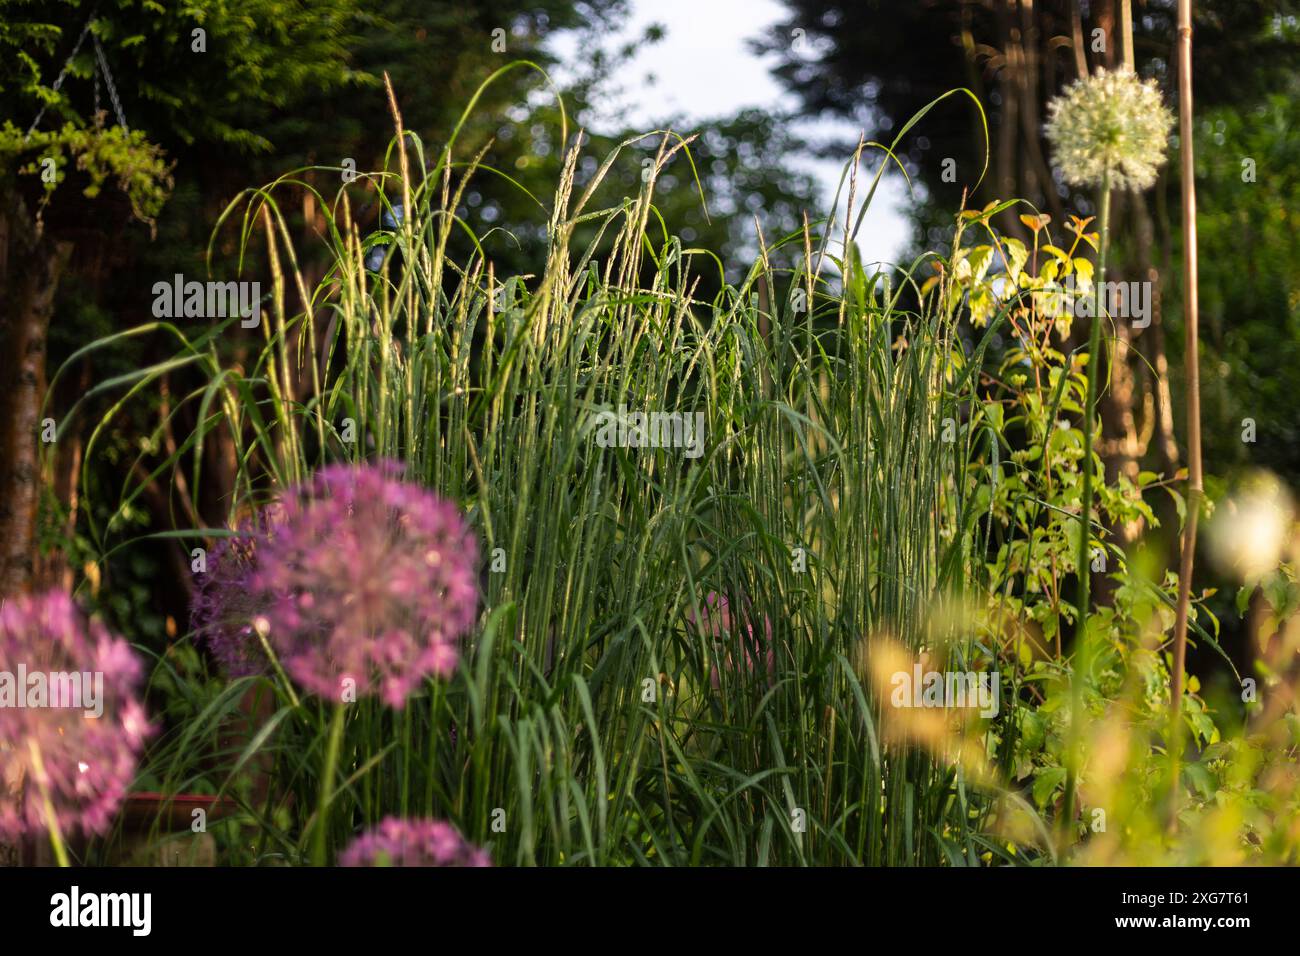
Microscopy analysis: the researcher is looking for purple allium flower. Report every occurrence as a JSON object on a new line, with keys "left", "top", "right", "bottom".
{"left": 248, "top": 462, "right": 479, "bottom": 708}
{"left": 0, "top": 591, "right": 152, "bottom": 839}
{"left": 340, "top": 817, "right": 490, "bottom": 867}
{"left": 686, "top": 591, "right": 776, "bottom": 691}
{"left": 190, "top": 507, "right": 281, "bottom": 677}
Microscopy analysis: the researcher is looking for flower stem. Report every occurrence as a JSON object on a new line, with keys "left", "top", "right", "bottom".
{"left": 27, "top": 739, "right": 70, "bottom": 867}
{"left": 312, "top": 703, "right": 347, "bottom": 866}
{"left": 254, "top": 620, "right": 301, "bottom": 709}
{"left": 1062, "top": 169, "right": 1111, "bottom": 850}
{"left": 424, "top": 679, "right": 444, "bottom": 814}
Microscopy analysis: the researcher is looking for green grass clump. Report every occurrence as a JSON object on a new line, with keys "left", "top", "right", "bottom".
{"left": 64, "top": 76, "right": 1010, "bottom": 866}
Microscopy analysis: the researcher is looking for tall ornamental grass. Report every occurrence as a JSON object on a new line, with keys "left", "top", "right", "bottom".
{"left": 61, "top": 77, "right": 1014, "bottom": 866}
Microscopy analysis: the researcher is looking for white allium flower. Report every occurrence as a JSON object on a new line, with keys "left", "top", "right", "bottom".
{"left": 1044, "top": 68, "right": 1174, "bottom": 191}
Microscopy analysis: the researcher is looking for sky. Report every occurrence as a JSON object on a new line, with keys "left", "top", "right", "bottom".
{"left": 549, "top": 0, "right": 912, "bottom": 264}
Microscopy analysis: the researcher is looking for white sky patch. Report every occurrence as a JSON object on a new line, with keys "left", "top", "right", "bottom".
{"left": 549, "top": 0, "right": 910, "bottom": 264}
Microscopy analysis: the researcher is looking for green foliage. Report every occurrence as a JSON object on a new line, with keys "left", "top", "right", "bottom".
{"left": 61, "top": 84, "right": 1003, "bottom": 865}
{"left": 950, "top": 210, "right": 1159, "bottom": 652}
{"left": 41, "top": 63, "right": 1300, "bottom": 868}
{"left": 1, "top": 120, "right": 173, "bottom": 224}
{"left": 943, "top": 204, "right": 1300, "bottom": 865}
{"left": 1181, "top": 92, "right": 1300, "bottom": 479}
{"left": 0, "top": 0, "right": 365, "bottom": 149}
{"left": 0, "top": 0, "right": 364, "bottom": 233}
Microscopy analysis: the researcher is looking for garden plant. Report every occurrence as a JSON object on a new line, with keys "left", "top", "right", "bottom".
{"left": 2, "top": 1, "right": 1298, "bottom": 875}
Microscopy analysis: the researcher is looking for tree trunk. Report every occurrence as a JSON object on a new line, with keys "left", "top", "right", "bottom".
{"left": 0, "top": 195, "right": 73, "bottom": 597}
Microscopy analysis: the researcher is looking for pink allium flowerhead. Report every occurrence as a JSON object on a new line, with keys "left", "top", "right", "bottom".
{"left": 190, "top": 505, "right": 282, "bottom": 677}
{"left": 339, "top": 817, "right": 491, "bottom": 867}
{"left": 248, "top": 461, "right": 479, "bottom": 708}
{"left": 686, "top": 591, "right": 776, "bottom": 691}
{"left": 0, "top": 591, "right": 152, "bottom": 839}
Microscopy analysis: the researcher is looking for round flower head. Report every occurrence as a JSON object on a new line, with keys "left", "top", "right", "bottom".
{"left": 249, "top": 461, "right": 479, "bottom": 707}
{"left": 339, "top": 817, "right": 490, "bottom": 867}
{"left": 190, "top": 505, "right": 282, "bottom": 677}
{"left": 1045, "top": 68, "right": 1174, "bottom": 191}
{"left": 0, "top": 591, "right": 151, "bottom": 839}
